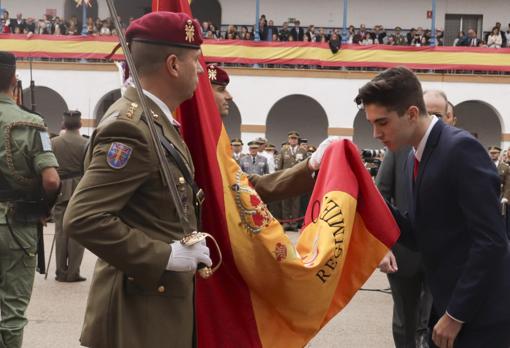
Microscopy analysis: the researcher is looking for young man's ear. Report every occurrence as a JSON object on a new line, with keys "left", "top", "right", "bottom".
{"left": 407, "top": 105, "right": 420, "bottom": 121}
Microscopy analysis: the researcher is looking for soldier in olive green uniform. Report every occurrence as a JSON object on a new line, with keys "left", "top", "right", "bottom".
{"left": 231, "top": 138, "right": 246, "bottom": 164}
{"left": 279, "top": 131, "right": 308, "bottom": 230}
{"left": 488, "top": 146, "right": 510, "bottom": 200}
{"left": 0, "top": 51, "right": 60, "bottom": 348}
{"left": 63, "top": 13, "right": 212, "bottom": 348}
{"left": 51, "top": 110, "right": 87, "bottom": 282}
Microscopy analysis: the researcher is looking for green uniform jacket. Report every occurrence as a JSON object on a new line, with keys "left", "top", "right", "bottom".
{"left": 278, "top": 145, "right": 308, "bottom": 170}
{"left": 0, "top": 93, "right": 58, "bottom": 223}
{"left": 64, "top": 87, "right": 197, "bottom": 348}
{"left": 51, "top": 131, "right": 87, "bottom": 203}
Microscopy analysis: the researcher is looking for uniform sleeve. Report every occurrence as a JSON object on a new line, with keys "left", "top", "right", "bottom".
{"left": 63, "top": 120, "right": 171, "bottom": 289}
{"left": 375, "top": 150, "right": 395, "bottom": 202}
{"left": 29, "top": 128, "right": 59, "bottom": 173}
{"left": 249, "top": 159, "right": 315, "bottom": 202}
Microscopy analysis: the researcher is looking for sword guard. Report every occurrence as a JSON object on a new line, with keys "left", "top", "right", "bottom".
{"left": 181, "top": 231, "right": 222, "bottom": 279}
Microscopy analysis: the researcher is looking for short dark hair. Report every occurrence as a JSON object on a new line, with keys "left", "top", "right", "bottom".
{"left": 355, "top": 66, "right": 427, "bottom": 117}
{"left": 0, "top": 51, "right": 16, "bottom": 92}
{"left": 130, "top": 41, "right": 188, "bottom": 77}
{"left": 63, "top": 117, "right": 81, "bottom": 130}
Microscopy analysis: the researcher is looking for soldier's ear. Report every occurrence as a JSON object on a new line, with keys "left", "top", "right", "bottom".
{"left": 165, "top": 54, "right": 179, "bottom": 77}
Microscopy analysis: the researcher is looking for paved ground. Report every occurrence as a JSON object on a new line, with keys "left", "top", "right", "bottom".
{"left": 23, "top": 226, "right": 394, "bottom": 348}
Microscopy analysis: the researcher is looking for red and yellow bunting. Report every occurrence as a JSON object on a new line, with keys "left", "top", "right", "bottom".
{"left": 3, "top": 34, "right": 510, "bottom": 71}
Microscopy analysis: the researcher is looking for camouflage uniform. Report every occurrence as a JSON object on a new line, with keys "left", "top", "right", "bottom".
{"left": 0, "top": 92, "right": 58, "bottom": 348}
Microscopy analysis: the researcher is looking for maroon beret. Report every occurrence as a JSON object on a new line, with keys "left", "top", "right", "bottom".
{"left": 126, "top": 11, "right": 202, "bottom": 49}
{"left": 207, "top": 64, "right": 230, "bottom": 86}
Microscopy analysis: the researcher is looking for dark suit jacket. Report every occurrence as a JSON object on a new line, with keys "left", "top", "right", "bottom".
{"left": 376, "top": 147, "right": 424, "bottom": 277}
{"left": 395, "top": 120, "right": 510, "bottom": 327}
{"left": 290, "top": 27, "right": 304, "bottom": 41}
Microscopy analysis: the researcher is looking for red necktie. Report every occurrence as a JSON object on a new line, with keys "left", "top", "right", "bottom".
{"left": 413, "top": 156, "right": 420, "bottom": 181}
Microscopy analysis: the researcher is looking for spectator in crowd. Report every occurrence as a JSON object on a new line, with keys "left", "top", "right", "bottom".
{"left": 99, "top": 19, "right": 112, "bottom": 35}
{"left": 290, "top": 20, "right": 304, "bottom": 41}
{"left": 52, "top": 17, "right": 67, "bottom": 35}
{"left": 360, "top": 31, "right": 374, "bottom": 45}
{"left": 464, "top": 29, "right": 481, "bottom": 47}
{"left": 36, "top": 19, "right": 50, "bottom": 35}
{"left": 11, "top": 13, "right": 25, "bottom": 33}
{"left": 317, "top": 27, "right": 329, "bottom": 42}
{"left": 24, "top": 17, "right": 35, "bottom": 34}
{"left": 244, "top": 30, "right": 253, "bottom": 40}
{"left": 266, "top": 19, "right": 278, "bottom": 41}
{"left": 373, "top": 25, "right": 387, "bottom": 44}
{"left": 201, "top": 20, "right": 209, "bottom": 34}
{"left": 353, "top": 24, "right": 368, "bottom": 44}
{"left": 409, "top": 27, "right": 425, "bottom": 46}
{"left": 67, "top": 16, "right": 79, "bottom": 35}
{"left": 453, "top": 30, "right": 467, "bottom": 46}
{"left": 346, "top": 25, "right": 356, "bottom": 44}
{"left": 329, "top": 32, "right": 341, "bottom": 53}
{"left": 224, "top": 25, "right": 238, "bottom": 40}
{"left": 435, "top": 28, "right": 444, "bottom": 46}
{"left": 238, "top": 25, "right": 249, "bottom": 40}
{"left": 391, "top": 26, "right": 408, "bottom": 46}
{"left": 406, "top": 28, "right": 416, "bottom": 45}
{"left": 258, "top": 18, "right": 268, "bottom": 41}
{"left": 487, "top": 26, "right": 503, "bottom": 48}
{"left": 208, "top": 24, "right": 219, "bottom": 39}
{"left": 306, "top": 25, "right": 318, "bottom": 42}
{"left": 506, "top": 23, "right": 510, "bottom": 45}
{"left": 487, "top": 22, "right": 507, "bottom": 47}
{"left": 279, "top": 21, "right": 291, "bottom": 41}
{"left": 2, "top": 10, "right": 11, "bottom": 33}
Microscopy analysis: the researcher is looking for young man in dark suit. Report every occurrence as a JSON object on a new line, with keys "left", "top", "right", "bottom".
{"left": 357, "top": 66, "right": 510, "bottom": 348}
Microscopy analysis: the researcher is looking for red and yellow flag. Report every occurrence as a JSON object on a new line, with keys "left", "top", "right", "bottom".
{"left": 154, "top": 1, "right": 400, "bottom": 347}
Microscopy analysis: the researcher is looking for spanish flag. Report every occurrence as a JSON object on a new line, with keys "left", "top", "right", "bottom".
{"left": 154, "top": 2, "right": 400, "bottom": 347}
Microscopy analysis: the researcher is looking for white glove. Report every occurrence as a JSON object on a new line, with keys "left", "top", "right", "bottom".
{"left": 308, "top": 136, "right": 341, "bottom": 170}
{"left": 166, "top": 239, "right": 212, "bottom": 272}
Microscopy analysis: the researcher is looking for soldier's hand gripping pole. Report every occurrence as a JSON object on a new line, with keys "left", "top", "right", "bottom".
{"left": 105, "top": 0, "right": 220, "bottom": 278}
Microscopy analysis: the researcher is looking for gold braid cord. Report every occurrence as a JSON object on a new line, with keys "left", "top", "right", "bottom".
{"left": 4, "top": 121, "right": 47, "bottom": 186}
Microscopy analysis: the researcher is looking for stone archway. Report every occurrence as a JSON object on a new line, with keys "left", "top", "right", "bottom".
{"left": 223, "top": 101, "right": 241, "bottom": 139}
{"left": 94, "top": 89, "right": 121, "bottom": 125}
{"left": 22, "top": 86, "right": 68, "bottom": 135}
{"left": 454, "top": 100, "right": 502, "bottom": 148}
{"left": 266, "top": 94, "right": 329, "bottom": 148}
{"left": 352, "top": 110, "right": 385, "bottom": 150}
{"left": 190, "top": 0, "right": 222, "bottom": 29}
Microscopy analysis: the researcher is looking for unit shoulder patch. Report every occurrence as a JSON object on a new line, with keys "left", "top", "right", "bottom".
{"left": 106, "top": 142, "right": 133, "bottom": 169}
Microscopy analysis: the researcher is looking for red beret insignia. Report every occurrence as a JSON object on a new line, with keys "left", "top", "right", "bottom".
{"left": 185, "top": 19, "right": 195, "bottom": 43}
{"left": 207, "top": 64, "right": 230, "bottom": 86}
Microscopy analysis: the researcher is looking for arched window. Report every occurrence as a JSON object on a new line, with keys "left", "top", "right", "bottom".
{"left": 266, "top": 94, "right": 328, "bottom": 148}
{"left": 22, "top": 86, "right": 68, "bottom": 135}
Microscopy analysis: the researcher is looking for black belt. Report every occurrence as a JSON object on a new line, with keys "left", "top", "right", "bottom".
{"left": 59, "top": 172, "right": 82, "bottom": 180}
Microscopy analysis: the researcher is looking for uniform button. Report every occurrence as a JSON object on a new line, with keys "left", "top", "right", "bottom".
{"left": 157, "top": 285, "right": 165, "bottom": 293}
{"left": 179, "top": 177, "right": 185, "bottom": 184}
{"left": 127, "top": 277, "right": 134, "bottom": 281}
